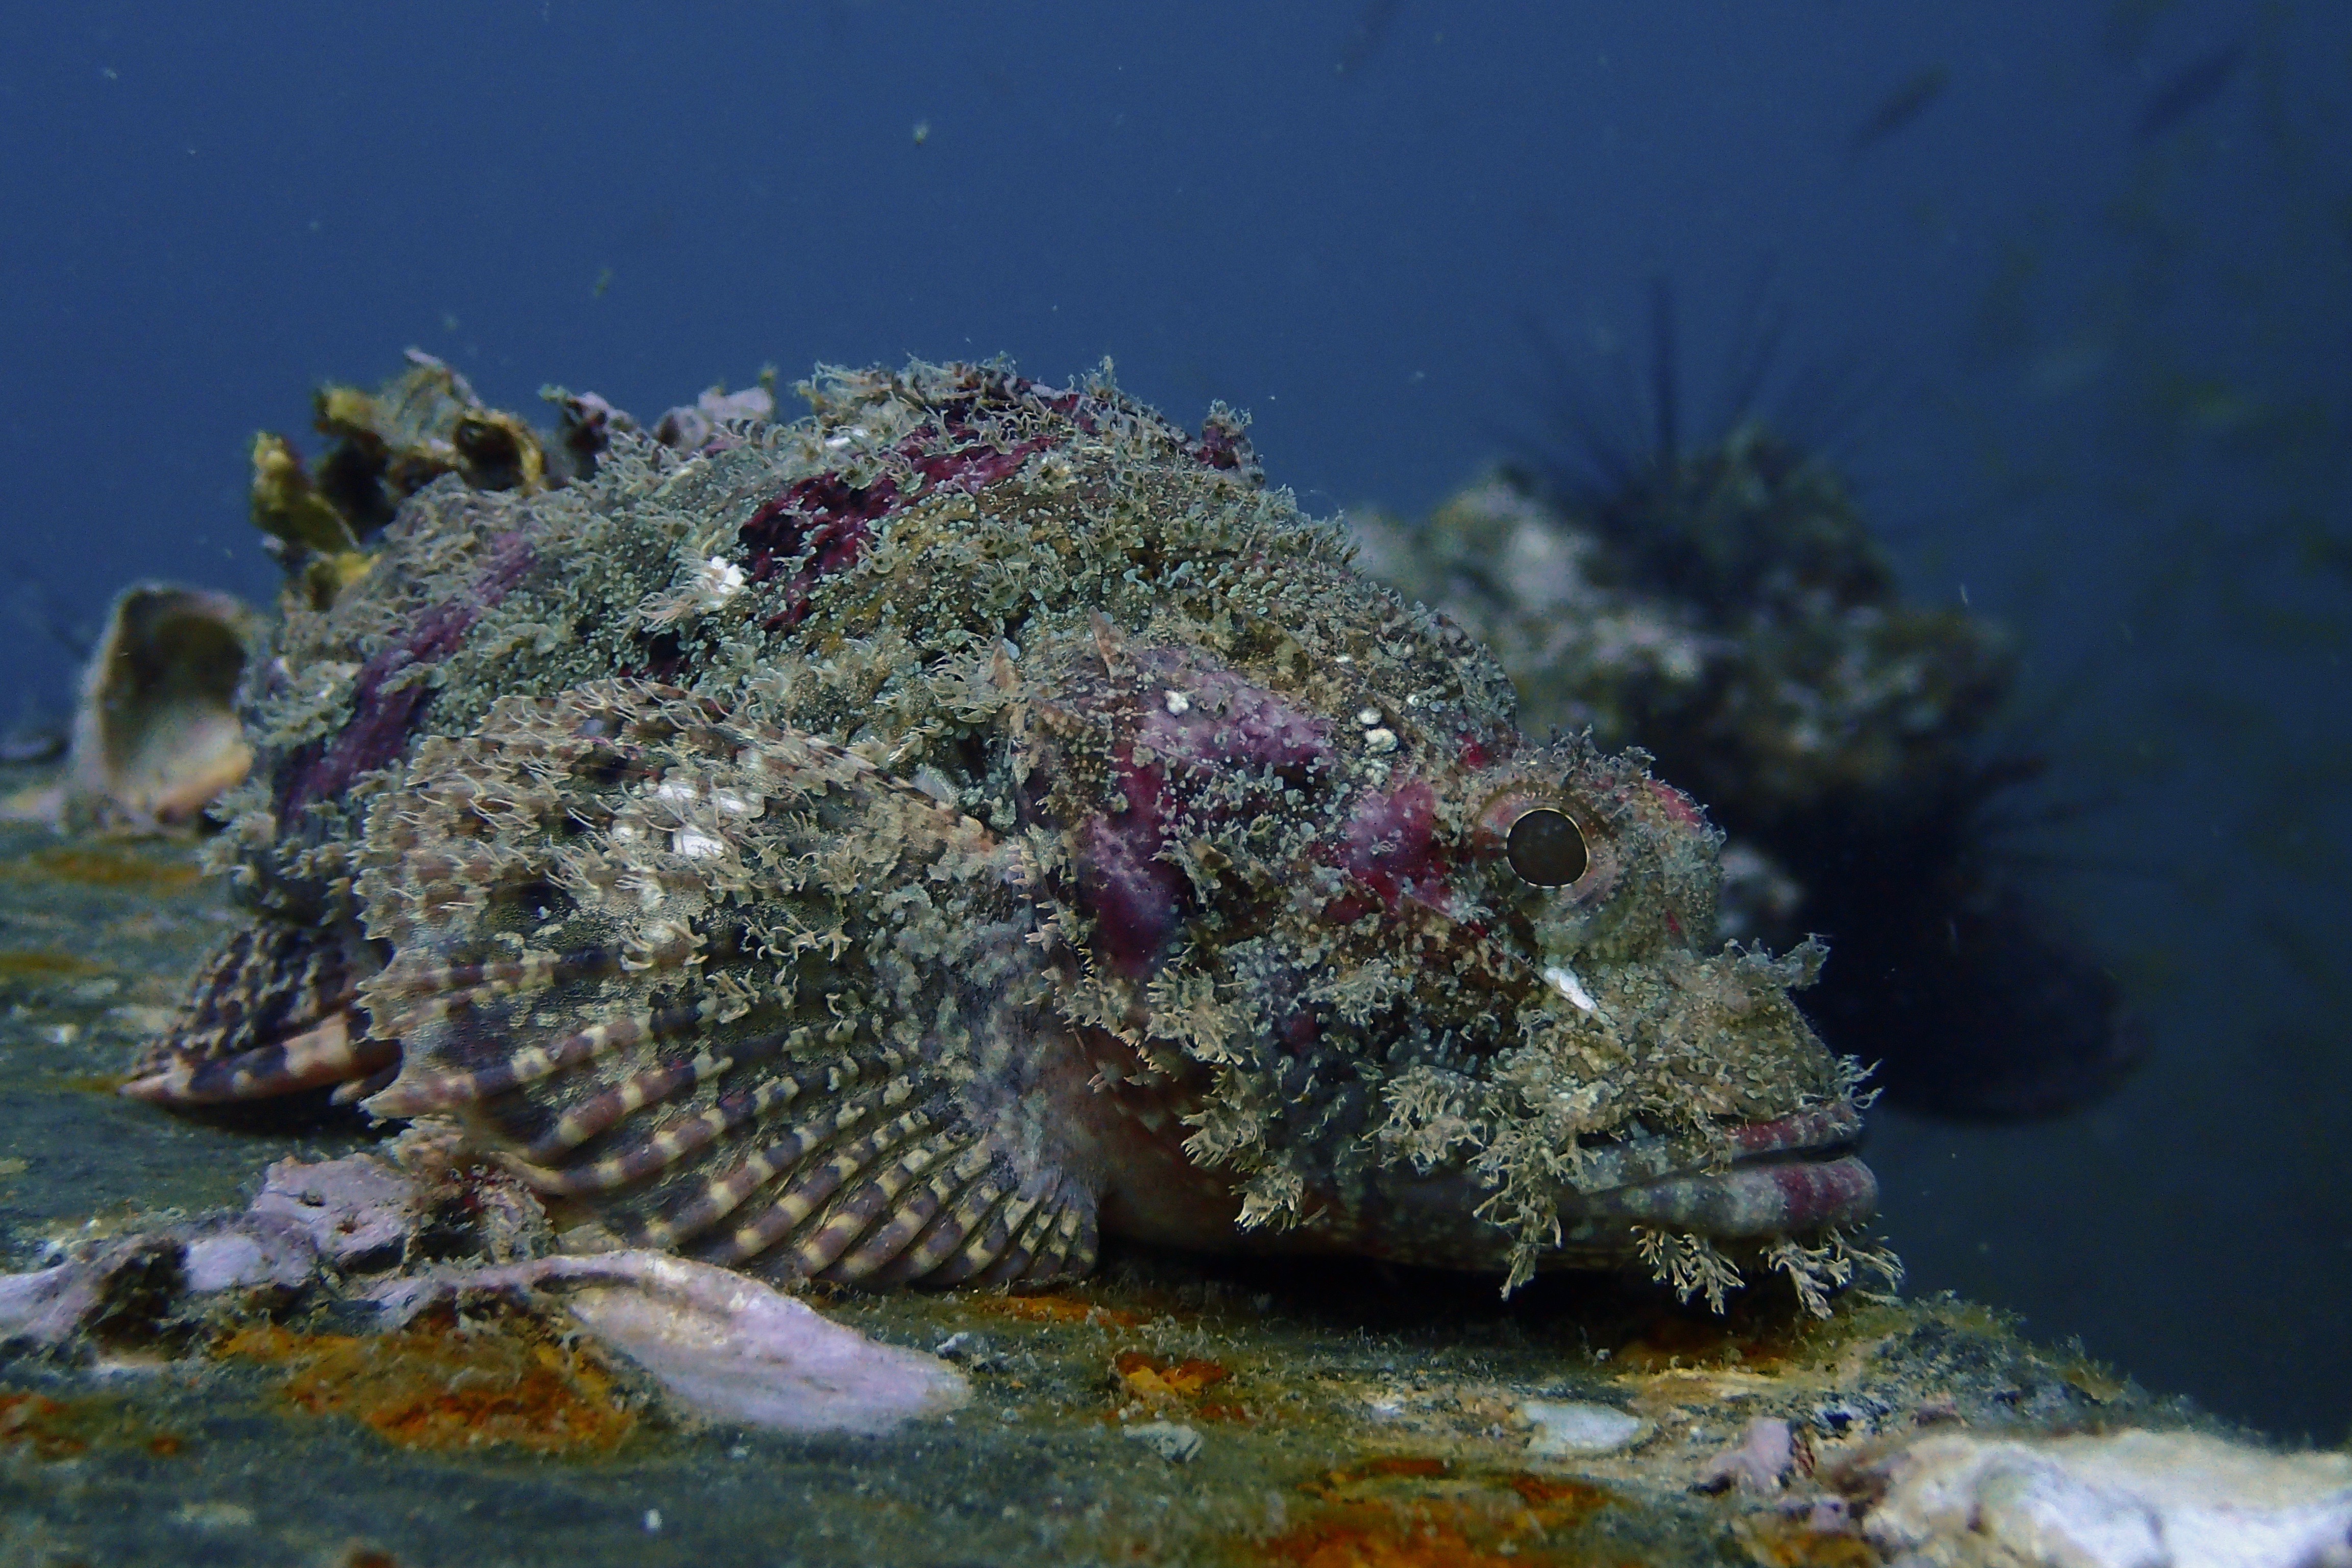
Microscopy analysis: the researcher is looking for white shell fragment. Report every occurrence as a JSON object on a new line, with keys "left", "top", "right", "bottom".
{"left": 1697, "top": 1417, "right": 1797, "bottom": 1493}
{"left": 248, "top": 1153, "right": 419, "bottom": 1266}
{"left": 395, "top": 1252, "right": 971, "bottom": 1436}
{"left": 0, "top": 1154, "right": 965, "bottom": 1439}
{"left": 1864, "top": 1430, "right": 2352, "bottom": 1568}
{"left": 0, "top": 1256, "right": 122, "bottom": 1346}
{"left": 1542, "top": 963, "right": 1598, "bottom": 1013}
{"left": 179, "top": 1222, "right": 317, "bottom": 1294}
{"left": 0, "top": 1153, "right": 412, "bottom": 1344}
{"left": 1520, "top": 1399, "right": 1650, "bottom": 1457}
{"left": 1122, "top": 1421, "right": 1205, "bottom": 1464}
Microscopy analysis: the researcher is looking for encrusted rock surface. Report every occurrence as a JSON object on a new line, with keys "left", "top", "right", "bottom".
{"left": 0, "top": 830, "right": 2268, "bottom": 1565}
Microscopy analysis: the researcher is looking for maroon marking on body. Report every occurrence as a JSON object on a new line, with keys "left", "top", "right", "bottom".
{"left": 739, "top": 377, "right": 1071, "bottom": 632}
{"left": 632, "top": 630, "right": 690, "bottom": 682}
{"left": 1327, "top": 779, "right": 1447, "bottom": 916}
{"left": 1074, "top": 746, "right": 1186, "bottom": 979}
{"left": 1756, "top": 1156, "right": 1879, "bottom": 1232}
{"left": 911, "top": 434, "right": 1054, "bottom": 496}
{"left": 1722, "top": 1102, "right": 1864, "bottom": 1157}
{"left": 1136, "top": 660, "right": 1333, "bottom": 782}
{"left": 738, "top": 473, "right": 895, "bottom": 630}
{"left": 1065, "top": 656, "right": 1338, "bottom": 979}
{"left": 279, "top": 531, "right": 537, "bottom": 814}
{"left": 1188, "top": 410, "right": 1253, "bottom": 473}
{"left": 933, "top": 367, "right": 1105, "bottom": 433}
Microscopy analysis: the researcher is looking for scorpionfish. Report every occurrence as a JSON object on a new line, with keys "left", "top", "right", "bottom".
{"left": 128, "top": 361, "right": 1882, "bottom": 1307}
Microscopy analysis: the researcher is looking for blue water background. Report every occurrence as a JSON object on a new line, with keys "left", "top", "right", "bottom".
{"left": 2, "top": 2, "right": 2345, "bottom": 1439}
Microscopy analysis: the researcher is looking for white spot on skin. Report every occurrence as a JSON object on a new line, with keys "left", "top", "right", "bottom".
{"left": 671, "top": 825, "right": 728, "bottom": 860}
{"left": 1164, "top": 690, "right": 1191, "bottom": 716}
{"left": 689, "top": 555, "right": 745, "bottom": 614}
{"left": 1363, "top": 727, "right": 1398, "bottom": 753}
{"left": 1543, "top": 963, "right": 1596, "bottom": 1013}
{"left": 910, "top": 766, "right": 959, "bottom": 805}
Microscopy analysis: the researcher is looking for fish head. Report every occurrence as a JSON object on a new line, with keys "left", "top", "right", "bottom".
{"left": 1011, "top": 617, "right": 1878, "bottom": 1298}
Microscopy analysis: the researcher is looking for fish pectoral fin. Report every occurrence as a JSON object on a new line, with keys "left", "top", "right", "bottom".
{"left": 350, "top": 677, "right": 1092, "bottom": 1286}
{"left": 123, "top": 919, "right": 391, "bottom": 1107}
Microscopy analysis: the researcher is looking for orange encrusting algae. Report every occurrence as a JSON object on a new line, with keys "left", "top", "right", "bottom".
{"left": 1115, "top": 1349, "right": 1231, "bottom": 1400}
{"left": 0, "top": 1389, "right": 183, "bottom": 1459}
{"left": 212, "top": 1306, "right": 636, "bottom": 1454}
{"left": 1262, "top": 1462, "right": 1624, "bottom": 1568}
{"left": 973, "top": 1292, "right": 1147, "bottom": 1329}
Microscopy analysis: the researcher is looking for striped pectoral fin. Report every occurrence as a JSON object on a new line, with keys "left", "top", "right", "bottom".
{"left": 343, "top": 677, "right": 1098, "bottom": 1289}
{"left": 972, "top": 1179, "right": 1099, "bottom": 1287}
{"left": 122, "top": 920, "right": 393, "bottom": 1107}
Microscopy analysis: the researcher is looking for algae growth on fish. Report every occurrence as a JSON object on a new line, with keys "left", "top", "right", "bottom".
{"left": 125, "top": 359, "right": 1885, "bottom": 1307}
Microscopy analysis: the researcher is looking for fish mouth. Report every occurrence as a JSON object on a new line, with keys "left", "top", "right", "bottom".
{"left": 1353, "top": 1098, "right": 1878, "bottom": 1273}
{"left": 1555, "top": 1100, "right": 1876, "bottom": 1246}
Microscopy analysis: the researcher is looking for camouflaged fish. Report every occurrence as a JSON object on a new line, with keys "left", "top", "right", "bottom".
{"left": 127, "top": 361, "right": 1885, "bottom": 1306}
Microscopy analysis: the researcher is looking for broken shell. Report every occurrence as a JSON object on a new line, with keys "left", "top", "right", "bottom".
{"left": 371, "top": 1250, "right": 971, "bottom": 1435}
{"left": 64, "top": 583, "right": 257, "bottom": 830}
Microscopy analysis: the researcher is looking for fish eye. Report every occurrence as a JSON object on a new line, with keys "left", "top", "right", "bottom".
{"left": 1505, "top": 807, "right": 1588, "bottom": 888}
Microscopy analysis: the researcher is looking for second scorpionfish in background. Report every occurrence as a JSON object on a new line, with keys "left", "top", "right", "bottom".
{"left": 127, "top": 360, "right": 1886, "bottom": 1308}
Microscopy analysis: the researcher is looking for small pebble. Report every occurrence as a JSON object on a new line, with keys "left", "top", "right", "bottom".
{"left": 171, "top": 1502, "right": 254, "bottom": 1531}
{"left": 1520, "top": 1400, "right": 1650, "bottom": 1457}
{"left": 1123, "top": 1421, "right": 1204, "bottom": 1464}
{"left": 1697, "top": 1417, "right": 1795, "bottom": 1493}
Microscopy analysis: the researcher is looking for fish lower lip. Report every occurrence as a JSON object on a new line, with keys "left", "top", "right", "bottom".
{"left": 1570, "top": 1154, "right": 1879, "bottom": 1239}
{"left": 1563, "top": 1102, "right": 1878, "bottom": 1238}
